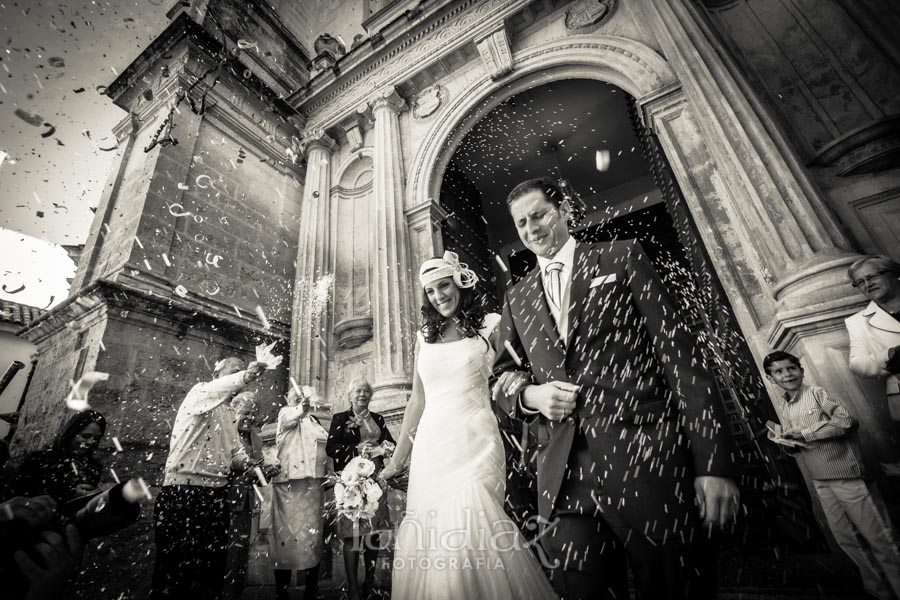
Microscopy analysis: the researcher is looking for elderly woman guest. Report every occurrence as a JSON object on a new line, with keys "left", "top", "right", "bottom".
{"left": 845, "top": 255, "right": 900, "bottom": 475}
{"left": 326, "top": 378, "right": 395, "bottom": 600}
{"left": 7, "top": 410, "right": 107, "bottom": 510}
{"left": 271, "top": 386, "right": 329, "bottom": 600}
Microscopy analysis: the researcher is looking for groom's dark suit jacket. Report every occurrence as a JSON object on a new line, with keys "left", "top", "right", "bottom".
{"left": 494, "top": 239, "right": 736, "bottom": 540}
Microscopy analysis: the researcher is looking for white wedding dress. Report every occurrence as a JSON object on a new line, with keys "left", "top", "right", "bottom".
{"left": 392, "top": 313, "right": 557, "bottom": 600}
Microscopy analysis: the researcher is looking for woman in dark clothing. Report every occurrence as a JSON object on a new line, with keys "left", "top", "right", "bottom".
{"left": 7, "top": 410, "right": 106, "bottom": 512}
{"left": 326, "top": 378, "right": 395, "bottom": 600}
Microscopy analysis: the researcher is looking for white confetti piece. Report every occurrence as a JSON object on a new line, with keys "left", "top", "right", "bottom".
{"left": 255, "top": 305, "right": 270, "bottom": 329}
{"left": 162, "top": 253, "right": 172, "bottom": 267}
{"left": 66, "top": 371, "right": 109, "bottom": 411}
{"left": 503, "top": 340, "right": 523, "bottom": 367}
{"left": 174, "top": 285, "right": 188, "bottom": 298}
{"left": 110, "top": 468, "right": 121, "bottom": 484}
{"left": 137, "top": 477, "right": 153, "bottom": 501}
{"left": 255, "top": 342, "right": 283, "bottom": 369}
{"left": 494, "top": 254, "right": 508, "bottom": 273}
{"left": 254, "top": 466, "right": 268, "bottom": 487}
{"left": 112, "top": 437, "right": 123, "bottom": 452}
{"left": 595, "top": 149, "right": 611, "bottom": 172}
{"left": 252, "top": 484, "right": 265, "bottom": 503}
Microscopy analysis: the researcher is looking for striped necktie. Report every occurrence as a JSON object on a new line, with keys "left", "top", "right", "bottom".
{"left": 545, "top": 261, "right": 564, "bottom": 311}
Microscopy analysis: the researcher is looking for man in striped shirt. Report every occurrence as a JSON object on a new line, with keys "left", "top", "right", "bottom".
{"left": 764, "top": 351, "right": 900, "bottom": 600}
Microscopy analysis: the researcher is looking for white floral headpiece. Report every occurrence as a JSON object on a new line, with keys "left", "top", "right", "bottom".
{"left": 418, "top": 251, "right": 479, "bottom": 289}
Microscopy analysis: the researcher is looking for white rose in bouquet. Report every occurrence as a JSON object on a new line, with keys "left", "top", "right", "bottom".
{"left": 343, "top": 486, "right": 364, "bottom": 509}
{"left": 364, "top": 479, "right": 383, "bottom": 503}
{"left": 343, "top": 456, "right": 375, "bottom": 482}
{"left": 334, "top": 482, "right": 346, "bottom": 504}
{"left": 364, "top": 499, "right": 380, "bottom": 517}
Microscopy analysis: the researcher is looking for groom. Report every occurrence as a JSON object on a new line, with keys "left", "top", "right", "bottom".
{"left": 492, "top": 177, "right": 739, "bottom": 600}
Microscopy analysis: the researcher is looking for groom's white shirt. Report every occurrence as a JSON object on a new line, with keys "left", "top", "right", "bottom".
{"left": 536, "top": 235, "right": 576, "bottom": 342}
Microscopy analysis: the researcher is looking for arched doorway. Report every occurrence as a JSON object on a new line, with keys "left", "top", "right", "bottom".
{"left": 408, "top": 35, "right": 820, "bottom": 547}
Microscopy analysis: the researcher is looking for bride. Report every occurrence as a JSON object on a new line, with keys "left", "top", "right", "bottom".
{"left": 379, "top": 252, "right": 556, "bottom": 600}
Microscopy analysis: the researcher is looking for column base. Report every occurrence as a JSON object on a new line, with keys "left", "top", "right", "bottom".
{"left": 772, "top": 249, "right": 860, "bottom": 309}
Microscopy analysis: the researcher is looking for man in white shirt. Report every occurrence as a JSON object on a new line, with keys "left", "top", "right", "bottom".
{"left": 150, "top": 356, "right": 268, "bottom": 600}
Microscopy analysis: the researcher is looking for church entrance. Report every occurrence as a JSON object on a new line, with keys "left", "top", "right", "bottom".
{"left": 435, "top": 78, "right": 818, "bottom": 547}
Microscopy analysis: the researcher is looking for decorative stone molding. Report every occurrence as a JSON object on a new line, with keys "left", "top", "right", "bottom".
{"left": 412, "top": 84, "right": 447, "bottom": 119}
{"left": 564, "top": 0, "right": 617, "bottom": 33}
{"left": 408, "top": 34, "right": 677, "bottom": 216}
{"left": 334, "top": 317, "right": 374, "bottom": 349}
{"left": 296, "top": 0, "right": 532, "bottom": 132}
{"left": 812, "top": 116, "right": 900, "bottom": 176}
{"left": 406, "top": 199, "right": 450, "bottom": 230}
{"left": 370, "top": 86, "right": 405, "bottom": 113}
{"left": 341, "top": 113, "right": 367, "bottom": 151}
{"left": 475, "top": 26, "right": 514, "bottom": 80}
{"left": 300, "top": 129, "right": 337, "bottom": 154}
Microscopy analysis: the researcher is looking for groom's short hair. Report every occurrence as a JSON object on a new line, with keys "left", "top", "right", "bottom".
{"left": 506, "top": 176, "right": 564, "bottom": 209}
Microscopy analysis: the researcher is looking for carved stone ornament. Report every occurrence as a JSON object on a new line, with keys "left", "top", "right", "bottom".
{"left": 565, "top": 0, "right": 617, "bottom": 33}
{"left": 412, "top": 85, "right": 447, "bottom": 120}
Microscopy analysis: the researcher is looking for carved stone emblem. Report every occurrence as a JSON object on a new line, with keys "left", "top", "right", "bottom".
{"left": 565, "top": 0, "right": 617, "bottom": 33}
{"left": 412, "top": 85, "right": 447, "bottom": 120}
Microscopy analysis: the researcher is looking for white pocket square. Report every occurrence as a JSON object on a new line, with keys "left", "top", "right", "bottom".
{"left": 590, "top": 274, "right": 616, "bottom": 287}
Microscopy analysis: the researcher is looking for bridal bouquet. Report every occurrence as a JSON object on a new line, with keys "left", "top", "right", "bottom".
{"left": 330, "top": 457, "right": 383, "bottom": 523}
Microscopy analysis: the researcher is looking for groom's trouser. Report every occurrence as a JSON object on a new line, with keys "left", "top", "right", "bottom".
{"left": 542, "top": 430, "right": 717, "bottom": 600}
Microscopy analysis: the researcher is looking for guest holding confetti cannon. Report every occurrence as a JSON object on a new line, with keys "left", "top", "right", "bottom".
{"left": 326, "top": 378, "right": 394, "bottom": 600}
{"left": 5, "top": 410, "right": 107, "bottom": 511}
{"left": 270, "top": 385, "right": 329, "bottom": 600}
{"left": 222, "top": 392, "right": 279, "bottom": 600}
{"left": 150, "top": 355, "right": 275, "bottom": 600}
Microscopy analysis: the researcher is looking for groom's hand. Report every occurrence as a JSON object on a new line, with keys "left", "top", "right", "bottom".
{"left": 522, "top": 382, "right": 579, "bottom": 421}
{"left": 694, "top": 476, "right": 740, "bottom": 529}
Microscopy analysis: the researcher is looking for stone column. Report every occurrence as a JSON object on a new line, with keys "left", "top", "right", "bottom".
{"left": 290, "top": 130, "right": 336, "bottom": 395}
{"left": 368, "top": 87, "right": 415, "bottom": 409}
{"left": 643, "top": 0, "right": 860, "bottom": 313}
{"left": 641, "top": 0, "right": 897, "bottom": 505}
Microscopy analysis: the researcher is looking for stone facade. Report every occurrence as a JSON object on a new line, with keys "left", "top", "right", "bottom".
{"left": 11, "top": 0, "right": 900, "bottom": 596}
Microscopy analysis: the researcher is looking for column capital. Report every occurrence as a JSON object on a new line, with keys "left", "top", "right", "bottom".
{"left": 300, "top": 128, "right": 337, "bottom": 154}
{"left": 370, "top": 86, "right": 405, "bottom": 114}
{"left": 404, "top": 198, "right": 448, "bottom": 231}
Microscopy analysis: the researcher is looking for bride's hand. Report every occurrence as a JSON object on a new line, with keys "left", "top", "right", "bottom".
{"left": 379, "top": 462, "right": 398, "bottom": 482}
{"left": 495, "top": 371, "right": 529, "bottom": 398}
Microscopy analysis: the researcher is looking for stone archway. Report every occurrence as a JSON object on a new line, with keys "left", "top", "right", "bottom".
{"left": 408, "top": 34, "right": 678, "bottom": 217}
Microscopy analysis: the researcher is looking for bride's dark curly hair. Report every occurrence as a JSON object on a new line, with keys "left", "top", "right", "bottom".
{"left": 420, "top": 275, "right": 487, "bottom": 344}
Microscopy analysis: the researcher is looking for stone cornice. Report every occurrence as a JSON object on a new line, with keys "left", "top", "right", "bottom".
{"left": 107, "top": 12, "right": 303, "bottom": 132}
{"left": 292, "top": 0, "right": 531, "bottom": 132}
{"left": 18, "top": 278, "right": 290, "bottom": 346}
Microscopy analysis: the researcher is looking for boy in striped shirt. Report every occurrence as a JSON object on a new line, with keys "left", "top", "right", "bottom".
{"left": 764, "top": 350, "right": 900, "bottom": 600}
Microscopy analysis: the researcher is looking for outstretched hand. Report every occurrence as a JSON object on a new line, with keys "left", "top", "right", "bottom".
{"left": 694, "top": 476, "right": 740, "bottom": 529}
